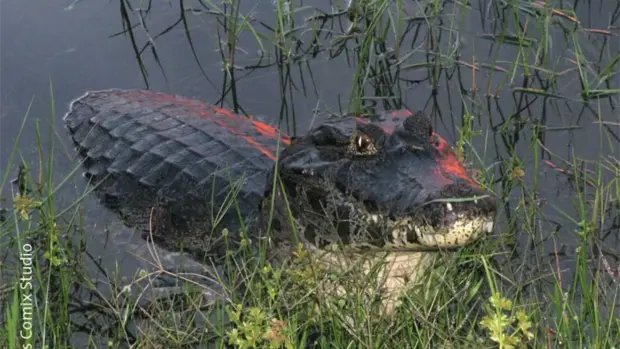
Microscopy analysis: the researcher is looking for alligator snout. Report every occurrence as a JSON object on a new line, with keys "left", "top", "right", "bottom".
{"left": 436, "top": 182, "right": 498, "bottom": 221}
{"left": 411, "top": 183, "right": 497, "bottom": 247}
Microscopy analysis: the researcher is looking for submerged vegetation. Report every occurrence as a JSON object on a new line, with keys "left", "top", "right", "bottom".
{"left": 1, "top": 0, "right": 619, "bottom": 347}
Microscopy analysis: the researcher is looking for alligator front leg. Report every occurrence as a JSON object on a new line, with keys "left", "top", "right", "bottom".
{"left": 132, "top": 263, "right": 229, "bottom": 313}
{"left": 118, "top": 230, "right": 234, "bottom": 313}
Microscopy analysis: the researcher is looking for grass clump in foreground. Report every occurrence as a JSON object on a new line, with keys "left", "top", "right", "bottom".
{"left": 2, "top": 0, "right": 620, "bottom": 347}
{"left": 0, "top": 105, "right": 617, "bottom": 348}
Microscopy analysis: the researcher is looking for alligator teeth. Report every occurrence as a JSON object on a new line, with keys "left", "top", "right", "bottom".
{"left": 302, "top": 169, "right": 314, "bottom": 176}
{"left": 414, "top": 226, "right": 422, "bottom": 237}
{"left": 446, "top": 203, "right": 453, "bottom": 212}
{"left": 369, "top": 214, "right": 380, "bottom": 224}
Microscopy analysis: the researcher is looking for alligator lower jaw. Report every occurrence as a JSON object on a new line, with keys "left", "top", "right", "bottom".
{"left": 307, "top": 249, "right": 436, "bottom": 315}
{"left": 413, "top": 215, "right": 495, "bottom": 248}
{"left": 290, "top": 215, "right": 495, "bottom": 315}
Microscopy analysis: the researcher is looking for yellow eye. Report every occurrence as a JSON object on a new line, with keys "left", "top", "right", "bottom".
{"left": 350, "top": 133, "right": 377, "bottom": 155}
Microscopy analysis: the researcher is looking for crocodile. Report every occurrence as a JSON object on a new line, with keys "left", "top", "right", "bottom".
{"left": 64, "top": 89, "right": 497, "bottom": 311}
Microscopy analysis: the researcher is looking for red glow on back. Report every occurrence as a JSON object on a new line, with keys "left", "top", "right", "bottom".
{"left": 252, "top": 120, "right": 291, "bottom": 145}
{"left": 121, "top": 92, "right": 478, "bottom": 186}
{"left": 242, "top": 136, "right": 277, "bottom": 161}
{"left": 135, "top": 90, "right": 290, "bottom": 160}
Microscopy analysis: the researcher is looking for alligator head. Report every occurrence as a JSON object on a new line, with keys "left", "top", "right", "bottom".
{"left": 263, "top": 111, "right": 496, "bottom": 251}
{"left": 262, "top": 111, "right": 497, "bottom": 312}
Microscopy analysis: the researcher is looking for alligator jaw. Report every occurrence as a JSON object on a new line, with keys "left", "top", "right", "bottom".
{"left": 301, "top": 210, "right": 494, "bottom": 315}
{"left": 381, "top": 212, "right": 496, "bottom": 249}
{"left": 311, "top": 248, "right": 435, "bottom": 315}
{"left": 413, "top": 214, "right": 495, "bottom": 247}
{"left": 362, "top": 194, "right": 497, "bottom": 251}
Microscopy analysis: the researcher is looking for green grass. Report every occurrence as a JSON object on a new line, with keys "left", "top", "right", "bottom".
{"left": 1, "top": 0, "right": 619, "bottom": 348}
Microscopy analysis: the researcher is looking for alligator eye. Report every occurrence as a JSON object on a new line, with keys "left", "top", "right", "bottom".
{"left": 350, "top": 133, "right": 377, "bottom": 155}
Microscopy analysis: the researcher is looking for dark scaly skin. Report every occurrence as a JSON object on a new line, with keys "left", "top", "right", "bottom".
{"left": 64, "top": 89, "right": 496, "bottom": 267}
{"left": 64, "top": 89, "right": 290, "bottom": 260}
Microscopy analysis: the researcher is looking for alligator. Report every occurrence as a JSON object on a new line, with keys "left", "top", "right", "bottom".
{"left": 64, "top": 89, "right": 497, "bottom": 311}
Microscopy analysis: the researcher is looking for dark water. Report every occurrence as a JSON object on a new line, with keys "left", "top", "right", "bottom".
{"left": 1, "top": 0, "right": 618, "bottom": 343}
